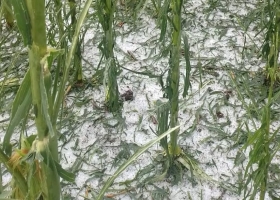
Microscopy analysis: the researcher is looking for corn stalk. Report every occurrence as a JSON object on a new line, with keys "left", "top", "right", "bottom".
{"left": 97, "top": 0, "right": 121, "bottom": 112}
{"left": 24, "top": 1, "right": 61, "bottom": 199}
{"left": 166, "top": 0, "right": 183, "bottom": 161}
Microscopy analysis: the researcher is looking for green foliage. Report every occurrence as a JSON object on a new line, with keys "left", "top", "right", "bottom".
{"left": 155, "top": 100, "right": 170, "bottom": 158}
{"left": 261, "top": 1, "right": 280, "bottom": 78}
{"left": 96, "top": 0, "right": 121, "bottom": 112}
{"left": 241, "top": 1, "right": 280, "bottom": 200}
{"left": 242, "top": 107, "right": 271, "bottom": 200}
{"left": 3, "top": 70, "right": 32, "bottom": 155}
{"left": 165, "top": 0, "right": 184, "bottom": 162}
{"left": 182, "top": 34, "right": 191, "bottom": 97}
{"left": 104, "top": 58, "right": 121, "bottom": 112}
{"left": 158, "top": 0, "right": 171, "bottom": 43}
{"left": 10, "top": 0, "right": 31, "bottom": 46}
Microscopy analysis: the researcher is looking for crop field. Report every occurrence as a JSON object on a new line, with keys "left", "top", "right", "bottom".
{"left": 0, "top": 0, "right": 280, "bottom": 199}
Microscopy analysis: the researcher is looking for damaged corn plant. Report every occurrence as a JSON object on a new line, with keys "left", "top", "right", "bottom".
{"left": 154, "top": 0, "right": 204, "bottom": 183}
{"left": 242, "top": 1, "right": 280, "bottom": 200}
{"left": 0, "top": 0, "right": 93, "bottom": 199}
{"left": 96, "top": 0, "right": 121, "bottom": 112}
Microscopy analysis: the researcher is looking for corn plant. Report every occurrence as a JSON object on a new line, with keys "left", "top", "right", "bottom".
{"left": 159, "top": 0, "right": 185, "bottom": 161}
{"left": 96, "top": 0, "right": 121, "bottom": 112}
{"left": 1, "top": 1, "right": 61, "bottom": 198}
{"left": 0, "top": 0, "right": 93, "bottom": 199}
{"left": 242, "top": 1, "right": 280, "bottom": 199}
{"left": 150, "top": 0, "right": 209, "bottom": 186}
{"left": 166, "top": 0, "right": 182, "bottom": 161}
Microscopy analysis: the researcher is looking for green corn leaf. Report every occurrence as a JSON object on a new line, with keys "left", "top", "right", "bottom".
{"left": 4, "top": 70, "right": 32, "bottom": 155}
{"left": 96, "top": 125, "right": 180, "bottom": 200}
{"left": 9, "top": 70, "right": 31, "bottom": 124}
{"left": 10, "top": 0, "right": 32, "bottom": 46}
{"left": 242, "top": 126, "right": 263, "bottom": 150}
{"left": 159, "top": 0, "right": 170, "bottom": 42}
{"left": 182, "top": 34, "right": 191, "bottom": 97}
{"left": 39, "top": 63, "right": 55, "bottom": 137}
{"left": 54, "top": 161, "right": 76, "bottom": 182}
